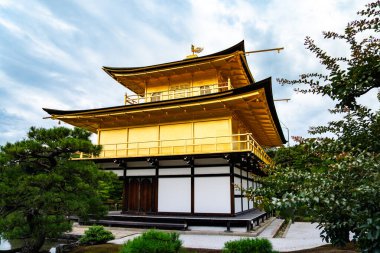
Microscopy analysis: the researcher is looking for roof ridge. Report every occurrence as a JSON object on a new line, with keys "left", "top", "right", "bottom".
{"left": 102, "top": 40, "right": 245, "bottom": 72}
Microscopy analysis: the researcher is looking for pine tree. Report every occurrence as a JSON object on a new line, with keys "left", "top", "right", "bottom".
{"left": 0, "top": 127, "right": 117, "bottom": 253}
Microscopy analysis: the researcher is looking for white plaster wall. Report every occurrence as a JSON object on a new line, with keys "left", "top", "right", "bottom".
{"left": 234, "top": 167, "right": 241, "bottom": 175}
{"left": 158, "top": 178, "right": 191, "bottom": 212}
{"left": 109, "top": 170, "right": 124, "bottom": 177}
{"left": 127, "top": 161, "right": 150, "bottom": 167}
{"left": 242, "top": 179, "right": 248, "bottom": 192}
{"left": 99, "top": 162, "right": 119, "bottom": 169}
{"left": 248, "top": 180, "right": 254, "bottom": 209}
{"left": 126, "top": 169, "right": 155, "bottom": 176}
{"left": 159, "top": 160, "right": 187, "bottom": 166}
{"left": 235, "top": 197, "right": 242, "bottom": 213}
{"left": 249, "top": 199, "right": 254, "bottom": 209}
{"left": 194, "top": 177, "right": 230, "bottom": 213}
{"left": 194, "top": 158, "right": 227, "bottom": 165}
{"left": 159, "top": 168, "right": 190, "bottom": 175}
{"left": 243, "top": 197, "right": 249, "bottom": 211}
{"left": 194, "top": 166, "right": 229, "bottom": 175}
{"left": 234, "top": 176, "right": 241, "bottom": 194}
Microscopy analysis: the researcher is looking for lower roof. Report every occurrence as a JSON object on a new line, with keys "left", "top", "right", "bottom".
{"left": 43, "top": 78, "right": 286, "bottom": 147}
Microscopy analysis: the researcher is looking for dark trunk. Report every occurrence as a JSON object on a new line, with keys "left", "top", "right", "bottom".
{"left": 21, "top": 212, "right": 46, "bottom": 253}
{"left": 20, "top": 235, "right": 45, "bottom": 253}
{"left": 333, "top": 228, "right": 350, "bottom": 247}
{"left": 341, "top": 229, "right": 350, "bottom": 243}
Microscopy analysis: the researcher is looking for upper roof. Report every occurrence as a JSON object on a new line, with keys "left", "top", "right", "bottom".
{"left": 103, "top": 41, "right": 255, "bottom": 95}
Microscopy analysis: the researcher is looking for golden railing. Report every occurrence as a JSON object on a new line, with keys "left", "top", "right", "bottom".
{"left": 124, "top": 82, "right": 231, "bottom": 105}
{"left": 75, "top": 133, "right": 273, "bottom": 165}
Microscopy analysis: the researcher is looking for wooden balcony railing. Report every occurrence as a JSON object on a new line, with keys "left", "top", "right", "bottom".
{"left": 75, "top": 133, "right": 273, "bottom": 165}
{"left": 124, "top": 82, "right": 232, "bottom": 105}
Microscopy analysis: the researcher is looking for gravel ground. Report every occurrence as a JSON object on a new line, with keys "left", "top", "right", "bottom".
{"left": 70, "top": 221, "right": 328, "bottom": 252}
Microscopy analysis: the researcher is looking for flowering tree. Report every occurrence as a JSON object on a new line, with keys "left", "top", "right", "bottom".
{"left": 246, "top": 1, "right": 380, "bottom": 252}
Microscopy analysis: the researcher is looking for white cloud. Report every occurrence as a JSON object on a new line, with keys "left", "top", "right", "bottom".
{"left": 0, "top": 1, "right": 77, "bottom": 33}
{"left": 357, "top": 89, "right": 380, "bottom": 111}
{"left": 0, "top": 17, "right": 23, "bottom": 35}
{"left": 0, "top": 70, "right": 61, "bottom": 143}
{"left": 32, "top": 4, "right": 78, "bottom": 32}
{"left": 0, "top": 0, "right": 11, "bottom": 7}
{"left": 275, "top": 89, "right": 339, "bottom": 144}
{"left": 0, "top": 0, "right": 374, "bottom": 146}
{"left": 0, "top": 71, "right": 68, "bottom": 119}
{"left": 187, "top": 0, "right": 247, "bottom": 52}
{"left": 184, "top": 0, "right": 369, "bottom": 144}
{"left": 256, "top": 0, "right": 363, "bottom": 72}
{"left": 0, "top": 1, "right": 81, "bottom": 72}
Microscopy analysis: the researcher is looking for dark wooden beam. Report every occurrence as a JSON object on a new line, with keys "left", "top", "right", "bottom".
{"left": 230, "top": 160, "right": 235, "bottom": 216}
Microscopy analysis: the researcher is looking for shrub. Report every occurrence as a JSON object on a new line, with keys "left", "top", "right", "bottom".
{"left": 222, "top": 238, "right": 277, "bottom": 253}
{"left": 120, "top": 229, "right": 182, "bottom": 253}
{"left": 79, "top": 225, "right": 115, "bottom": 245}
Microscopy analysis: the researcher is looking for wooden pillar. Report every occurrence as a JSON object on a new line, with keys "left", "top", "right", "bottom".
{"left": 147, "top": 158, "right": 159, "bottom": 213}
{"left": 240, "top": 159, "right": 243, "bottom": 213}
{"left": 184, "top": 156, "right": 195, "bottom": 215}
{"left": 144, "top": 80, "right": 148, "bottom": 98}
{"left": 154, "top": 160, "right": 159, "bottom": 213}
{"left": 230, "top": 160, "right": 235, "bottom": 216}
{"left": 191, "top": 159, "right": 195, "bottom": 215}
{"left": 247, "top": 157, "right": 252, "bottom": 210}
{"left": 121, "top": 161, "right": 127, "bottom": 213}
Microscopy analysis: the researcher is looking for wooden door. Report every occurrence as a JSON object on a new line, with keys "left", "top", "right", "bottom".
{"left": 140, "top": 178, "right": 153, "bottom": 213}
{"left": 128, "top": 178, "right": 140, "bottom": 212}
{"left": 127, "top": 178, "right": 154, "bottom": 213}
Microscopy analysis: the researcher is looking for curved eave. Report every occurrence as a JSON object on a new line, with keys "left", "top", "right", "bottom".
{"left": 260, "top": 78, "right": 287, "bottom": 145}
{"left": 239, "top": 53, "right": 255, "bottom": 84}
{"left": 43, "top": 77, "right": 286, "bottom": 146}
{"left": 103, "top": 40, "right": 246, "bottom": 74}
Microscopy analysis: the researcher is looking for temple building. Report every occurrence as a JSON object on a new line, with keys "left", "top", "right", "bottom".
{"left": 43, "top": 41, "right": 286, "bottom": 223}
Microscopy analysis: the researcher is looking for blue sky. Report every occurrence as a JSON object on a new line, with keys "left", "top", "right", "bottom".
{"left": 0, "top": 0, "right": 377, "bottom": 146}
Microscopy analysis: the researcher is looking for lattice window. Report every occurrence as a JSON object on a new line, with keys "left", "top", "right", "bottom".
{"left": 200, "top": 85, "right": 212, "bottom": 95}
{"left": 150, "top": 92, "right": 161, "bottom": 102}
{"left": 170, "top": 84, "right": 190, "bottom": 99}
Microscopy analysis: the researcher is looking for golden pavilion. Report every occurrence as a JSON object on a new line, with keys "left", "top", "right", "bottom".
{"left": 43, "top": 41, "right": 286, "bottom": 220}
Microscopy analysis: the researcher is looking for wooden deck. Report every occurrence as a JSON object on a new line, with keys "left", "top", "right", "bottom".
{"left": 78, "top": 209, "right": 270, "bottom": 232}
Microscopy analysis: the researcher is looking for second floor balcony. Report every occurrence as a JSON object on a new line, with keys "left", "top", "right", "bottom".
{"left": 124, "top": 82, "right": 232, "bottom": 105}
{"left": 74, "top": 133, "right": 273, "bottom": 165}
